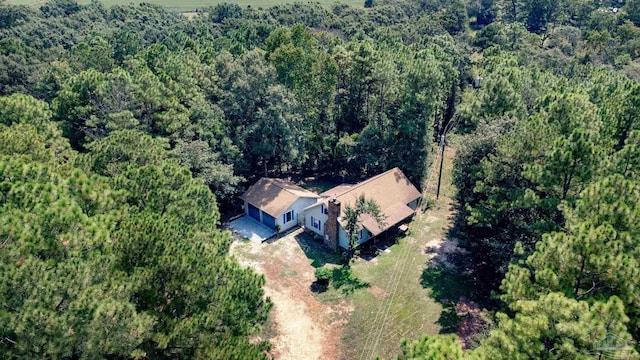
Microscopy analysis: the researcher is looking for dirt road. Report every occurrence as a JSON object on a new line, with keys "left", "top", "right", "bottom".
{"left": 231, "top": 230, "right": 350, "bottom": 360}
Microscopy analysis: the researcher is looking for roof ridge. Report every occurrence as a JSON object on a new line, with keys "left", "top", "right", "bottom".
{"left": 266, "top": 177, "right": 317, "bottom": 196}
{"left": 331, "top": 167, "right": 400, "bottom": 198}
{"left": 267, "top": 178, "right": 287, "bottom": 189}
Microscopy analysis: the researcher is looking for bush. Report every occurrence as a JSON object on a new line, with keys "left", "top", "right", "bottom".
{"left": 315, "top": 266, "right": 333, "bottom": 282}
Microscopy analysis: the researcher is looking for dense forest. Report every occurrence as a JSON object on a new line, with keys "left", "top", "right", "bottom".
{"left": 0, "top": 0, "right": 638, "bottom": 358}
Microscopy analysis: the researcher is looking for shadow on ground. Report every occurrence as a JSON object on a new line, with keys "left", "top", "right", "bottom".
{"left": 420, "top": 210, "right": 484, "bottom": 335}
{"left": 331, "top": 266, "right": 370, "bottom": 295}
{"left": 292, "top": 231, "right": 371, "bottom": 295}
{"left": 420, "top": 254, "right": 473, "bottom": 333}
{"left": 355, "top": 228, "right": 408, "bottom": 262}
{"left": 294, "top": 231, "right": 345, "bottom": 268}
{"left": 310, "top": 265, "right": 370, "bottom": 295}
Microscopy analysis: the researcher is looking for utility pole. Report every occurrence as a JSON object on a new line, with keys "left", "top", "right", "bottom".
{"left": 436, "top": 134, "right": 445, "bottom": 199}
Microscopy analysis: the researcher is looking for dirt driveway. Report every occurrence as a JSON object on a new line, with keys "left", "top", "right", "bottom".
{"left": 230, "top": 230, "right": 351, "bottom": 360}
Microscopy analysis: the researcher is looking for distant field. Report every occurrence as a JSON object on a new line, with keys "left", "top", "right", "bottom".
{"left": 6, "top": 0, "right": 363, "bottom": 12}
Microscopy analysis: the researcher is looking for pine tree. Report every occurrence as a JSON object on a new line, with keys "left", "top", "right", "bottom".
{"left": 501, "top": 174, "right": 640, "bottom": 339}
{"left": 475, "top": 294, "right": 636, "bottom": 359}
{"left": 398, "top": 335, "right": 464, "bottom": 360}
{"left": 0, "top": 119, "right": 271, "bottom": 358}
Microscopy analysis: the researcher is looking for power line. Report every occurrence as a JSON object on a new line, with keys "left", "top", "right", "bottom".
{"left": 358, "top": 239, "right": 412, "bottom": 360}
{"left": 421, "top": 141, "right": 441, "bottom": 203}
{"left": 436, "top": 134, "right": 446, "bottom": 199}
{"left": 361, "top": 128, "right": 450, "bottom": 359}
{"left": 366, "top": 237, "right": 416, "bottom": 359}
{"left": 444, "top": 113, "right": 462, "bottom": 136}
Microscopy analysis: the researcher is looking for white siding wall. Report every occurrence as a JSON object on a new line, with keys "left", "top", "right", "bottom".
{"left": 358, "top": 229, "right": 371, "bottom": 245}
{"left": 277, "top": 197, "right": 319, "bottom": 232}
{"left": 304, "top": 204, "right": 328, "bottom": 236}
{"left": 338, "top": 226, "right": 372, "bottom": 249}
{"left": 338, "top": 226, "right": 349, "bottom": 249}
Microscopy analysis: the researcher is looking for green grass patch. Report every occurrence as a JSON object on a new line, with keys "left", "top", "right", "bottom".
{"left": 6, "top": 0, "right": 364, "bottom": 12}
{"left": 294, "top": 232, "right": 345, "bottom": 268}
{"left": 312, "top": 264, "right": 370, "bottom": 296}
{"left": 421, "top": 265, "right": 473, "bottom": 333}
{"left": 334, "top": 234, "right": 445, "bottom": 360}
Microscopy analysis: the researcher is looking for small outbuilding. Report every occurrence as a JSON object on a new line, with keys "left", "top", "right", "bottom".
{"left": 240, "top": 178, "right": 320, "bottom": 233}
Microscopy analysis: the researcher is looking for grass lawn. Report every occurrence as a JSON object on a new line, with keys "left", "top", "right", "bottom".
{"left": 335, "top": 234, "right": 444, "bottom": 359}
{"left": 6, "top": 0, "right": 364, "bottom": 12}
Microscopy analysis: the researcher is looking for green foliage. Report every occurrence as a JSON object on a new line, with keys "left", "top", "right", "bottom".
{"left": 81, "top": 129, "right": 169, "bottom": 176}
{"left": 0, "top": 94, "right": 75, "bottom": 169}
{"left": 625, "top": 0, "right": 640, "bottom": 27}
{"left": 453, "top": 64, "right": 637, "bottom": 293}
{"left": 398, "top": 334, "right": 464, "bottom": 360}
{"left": 315, "top": 266, "right": 333, "bottom": 281}
{"left": 475, "top": 293, "right": 636, "bottom": 359}
{"left": 501, "top": 174, "right": 640, "bottom": 336}
{"left": 170, "top": 139, "right": 243, "bottom": 202}
{"left": 0, "top": 117, "right": 271, "bottom": 358}
{"left": 0, "top": 155, "right": 145, "bottom": 358}
{"left": 68, "top": 36, "right": 115, "bottom": 72}
{"left": 446, "top": 36, "right": 640, "bottom": 358}
{"left": 1, "top": 0, "right": 466, "bottom": 187}
{"left": 0, "top": 92, "right": 51, "bottom": 127}
{"left": 343, "top": 194, "right": 385, "bottom": 254}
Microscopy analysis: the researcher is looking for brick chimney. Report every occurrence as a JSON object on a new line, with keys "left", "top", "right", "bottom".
{"left": 324, "top": 198, "right": 340, "bottom": 251}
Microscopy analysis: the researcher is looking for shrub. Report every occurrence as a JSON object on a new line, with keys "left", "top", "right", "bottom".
{"left": 315, "top": 266, "right": 333, "bottom": 282}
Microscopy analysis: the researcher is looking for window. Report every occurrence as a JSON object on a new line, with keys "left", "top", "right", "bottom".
{"left": 321, "top": 204, "right": 328, "bottom": 215}
{"left": 283, "top": 210, "right": 294, "bottom": 223}
{"left": 311, "top": 216, "right": 321, "bottom": 231}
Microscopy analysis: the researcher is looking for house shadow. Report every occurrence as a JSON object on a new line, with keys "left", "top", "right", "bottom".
{"left": 293, "top": 231, "right": 345, "bottom": 268}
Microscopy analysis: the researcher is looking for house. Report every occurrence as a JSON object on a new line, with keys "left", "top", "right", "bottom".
{"left": 303, "top": 168, "right": 421, "bottom": 250}
{"left": 240, "top": 178, "right": 320, "bottom": 233}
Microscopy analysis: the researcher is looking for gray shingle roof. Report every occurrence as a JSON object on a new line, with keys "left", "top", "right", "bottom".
{"left": 240, "top": 178, "right": 320, "bottom": 217}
